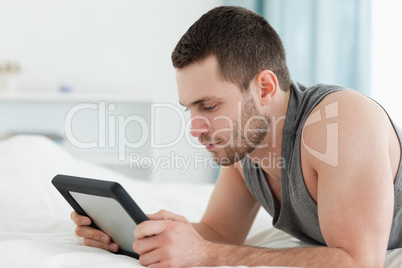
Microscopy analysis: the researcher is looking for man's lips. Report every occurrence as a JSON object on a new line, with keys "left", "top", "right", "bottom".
{"left": 204, "top": 142, "right": 220, "bottom": 150}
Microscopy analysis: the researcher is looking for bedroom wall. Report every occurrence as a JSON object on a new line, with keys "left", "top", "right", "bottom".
{"left": 0, "top": 0, "right": 223, "bottom": 98}
{"left": 371, "top": 0, "right": 402, "bottom": 127}
{"left": 0, "top": 0, "right": 224, "bottom": 183}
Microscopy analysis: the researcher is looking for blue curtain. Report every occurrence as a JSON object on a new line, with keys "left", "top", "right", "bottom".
{"left": 224, "top": 0, "right": 372, "bottom": 95}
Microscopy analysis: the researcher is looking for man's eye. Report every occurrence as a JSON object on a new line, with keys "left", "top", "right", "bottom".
{"left": 184, "top": 107, "right": 189, "bottom": 112}
{"left": 203, "top": 105, "right": 216, "bottom": 111}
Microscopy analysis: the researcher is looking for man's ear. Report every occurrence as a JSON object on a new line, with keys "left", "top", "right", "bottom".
{"left": 255, "top": 70, "right": 278, "bottom": 106}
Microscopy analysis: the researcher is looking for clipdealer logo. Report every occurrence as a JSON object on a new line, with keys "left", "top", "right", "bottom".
{"left": 63, "top": 101, "right": 282, "bottom": 161}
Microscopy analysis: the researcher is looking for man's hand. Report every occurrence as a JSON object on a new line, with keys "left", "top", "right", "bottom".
{"left": 133, "top": 210, "right": 212, "bottom": 268}
{"left": 70, "top": 211, "right": 119, "bottom": 252}
{"left": 133, "top": 209, "right": 363, "bottom": 268}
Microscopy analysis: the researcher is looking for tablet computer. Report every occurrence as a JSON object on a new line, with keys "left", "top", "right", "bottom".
{"left": 52, "top": 174, "right": 149, "bottom": 259}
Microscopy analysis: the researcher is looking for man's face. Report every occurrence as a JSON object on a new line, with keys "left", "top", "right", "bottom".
{"left": 177, "top": 57, "right": 269, "bottom": 166}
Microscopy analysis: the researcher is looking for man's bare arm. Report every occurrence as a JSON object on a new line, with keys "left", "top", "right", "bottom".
{"left": 203, "top": 243, "right": 355, "bottom": 267}
{"left": 192, "top": 222, "right": 229, "bottom": 244}
{"left": 194, "top": 163, "right": 261, "bottom": 245}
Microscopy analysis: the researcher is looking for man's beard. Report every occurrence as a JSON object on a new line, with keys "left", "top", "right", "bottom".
{"left": 206, "top": 96, "right": 270, "bottom": 166}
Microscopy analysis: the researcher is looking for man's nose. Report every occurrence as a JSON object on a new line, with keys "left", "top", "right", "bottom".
{"left": 190, "top": 115, "right": 210, "bottom": 138}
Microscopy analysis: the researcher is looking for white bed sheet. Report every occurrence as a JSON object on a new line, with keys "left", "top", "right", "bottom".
{"left": 0, "top": 135, "right": 401, "bottom": 267}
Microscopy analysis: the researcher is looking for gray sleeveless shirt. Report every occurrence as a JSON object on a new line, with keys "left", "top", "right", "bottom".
{"left": 242, "top": 81, "right": 402, "bottom": 250}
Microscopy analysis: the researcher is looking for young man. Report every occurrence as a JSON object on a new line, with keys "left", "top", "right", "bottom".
{"left": 71, "top": 6, "right": 402, "bottom": 267}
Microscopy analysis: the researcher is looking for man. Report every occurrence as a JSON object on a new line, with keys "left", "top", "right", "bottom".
{"left": 71, "top": 6, "right": 402, "bottom": 267}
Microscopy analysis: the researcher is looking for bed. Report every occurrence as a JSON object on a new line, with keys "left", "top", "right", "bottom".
{"left": 1, "top": 135, "right": 401, "bottom": 267}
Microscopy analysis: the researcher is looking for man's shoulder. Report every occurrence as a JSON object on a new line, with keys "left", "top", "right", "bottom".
{"left": 301, "top": 89, "right": 390, "bottom": 168}
{"left": 307, "top": 89, "right": 385, "bottom": 125}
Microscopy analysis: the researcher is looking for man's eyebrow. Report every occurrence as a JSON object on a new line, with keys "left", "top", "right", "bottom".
{"left": 179, "top": 96, "right": 221, "bottom": 108}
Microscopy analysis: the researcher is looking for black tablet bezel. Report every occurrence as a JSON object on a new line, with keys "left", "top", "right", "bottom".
{"left": 52, "top": 174, "right": 149, "bottom": 259}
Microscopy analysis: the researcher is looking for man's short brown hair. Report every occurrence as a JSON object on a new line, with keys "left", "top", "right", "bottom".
{"left": 172, "top": 6, "right": 291, "bottom": 92}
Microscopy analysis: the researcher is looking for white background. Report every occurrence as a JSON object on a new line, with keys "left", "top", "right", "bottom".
{"left": 372, "top": 0, "right": 402, "bottom": 127}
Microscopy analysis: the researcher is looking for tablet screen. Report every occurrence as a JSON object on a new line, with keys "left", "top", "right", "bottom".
{"left": 70, "top": 191, "right": 138, "bottom": 253}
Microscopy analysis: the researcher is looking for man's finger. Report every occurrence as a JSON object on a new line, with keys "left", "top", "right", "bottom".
{"left": 133, "top": 233, "right": 162, "bottom": 255}
{"left": 75, "top": 225, "right": 111, "bottom": 243}
{"left": 71, "top": 211, "right": 91, "bottom": 226}
{"left": 139, "top": 248, "right": 163, "bottom": 267}
{"left": 147, "top": 209, "right": 187, "bottom": 223}
{"left": 134, "top": 221, "right": 166, "bottom": 240}
{"left": 83, "top": 238, "right": 119, "bottom": 252}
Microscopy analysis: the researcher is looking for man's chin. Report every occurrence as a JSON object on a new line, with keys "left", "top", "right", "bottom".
{"left": 213, "top": 159, "right": 233, "bottom": 167}
{"left": 210, "top": 152, "right": 244, "bottom": 167}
